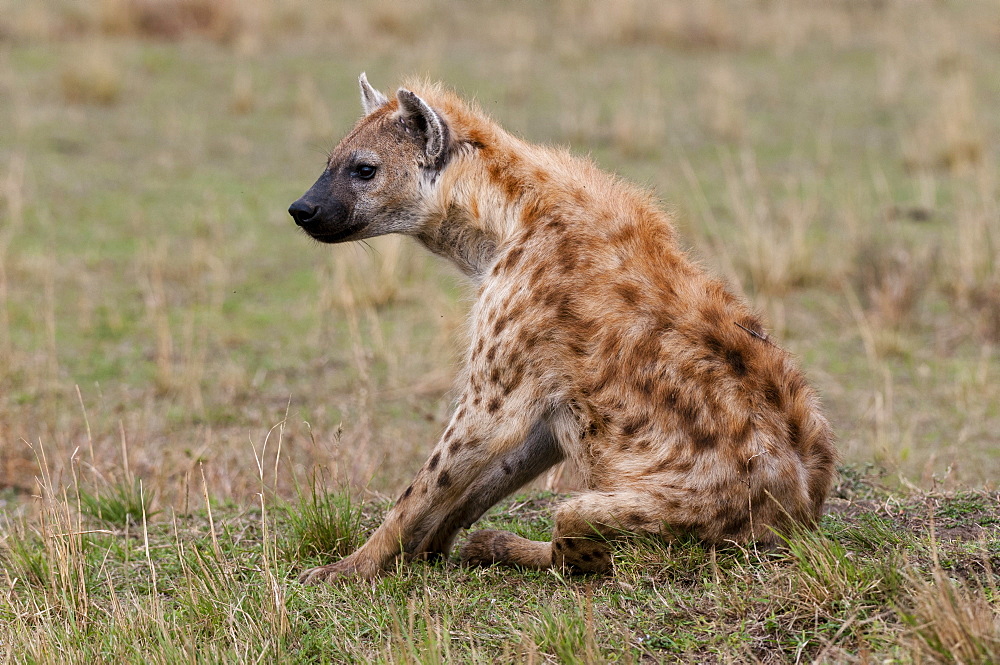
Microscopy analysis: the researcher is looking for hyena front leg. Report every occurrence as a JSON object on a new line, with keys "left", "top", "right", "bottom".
{"left": 414, "top": 417, "right": 563, "bottom": 557}
{"left": 298, "top": 399, "right": 562, "bottom": 584}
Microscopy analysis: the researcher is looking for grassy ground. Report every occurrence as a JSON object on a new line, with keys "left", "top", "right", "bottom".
{"left": 1, "top": 0, "right": 999, "bottom": 661}
{"left": 2, "top": 468, "right": 999, "bottom": 662}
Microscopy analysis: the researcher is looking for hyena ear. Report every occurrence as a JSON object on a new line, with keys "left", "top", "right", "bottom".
{"left": 396, "top": 88, "right": 448, "bottom": 166}
{"left": 359, "top": 72, "right": 389, "bottom": 115}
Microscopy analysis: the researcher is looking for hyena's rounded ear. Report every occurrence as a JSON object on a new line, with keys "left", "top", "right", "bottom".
{"left": 359, "top": 72, "right": 389, "bottom": 115}
{"left": 396, "top": 88, "right": 448, "bottom": 167}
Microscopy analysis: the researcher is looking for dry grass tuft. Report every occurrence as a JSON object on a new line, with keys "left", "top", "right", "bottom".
{"left": 59, "top": 43, "right": 122, "bottom": 105}
{"left": 719, "top": 150, "right": 823, "bottom": 301}
{"left": 853, "top": 240, "right": 935, "bottom": 330}
{"left": 698, "top": 63, "right": 747, "bottom": 143}
{"left": 229, "top": 69, "right": 255, "bottom": 115}
{"left": 904, "top": 566, "right": 1000, "bottom": 664}
{"left": 904, "top": 70, "right": 984, "bottom": 175}
{"left": 99, "top": 0, "right": 243, "bottom": 44}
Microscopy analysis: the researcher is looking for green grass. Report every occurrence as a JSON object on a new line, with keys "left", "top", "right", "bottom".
{"left": 2, "top": 474, "right": 997, "bottom": 662}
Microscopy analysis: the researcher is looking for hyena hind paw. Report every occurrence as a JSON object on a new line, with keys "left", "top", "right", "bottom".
{"left": 460, "top": 529, "right": 552, "bottom": 569}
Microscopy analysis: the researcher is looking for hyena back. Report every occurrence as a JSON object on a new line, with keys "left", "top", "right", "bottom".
{"left": 289, "top": 74, "right": 837, "bottom": 583}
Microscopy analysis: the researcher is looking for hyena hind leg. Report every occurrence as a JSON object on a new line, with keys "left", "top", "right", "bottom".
{"left": 461, "top": 489, "right": 681, "bottom": 574}
{"left": 460, "top": 528, "right": 613, "bottom": 574}
{"left": 460, "top": 530, "right": 552, "bottom": 570}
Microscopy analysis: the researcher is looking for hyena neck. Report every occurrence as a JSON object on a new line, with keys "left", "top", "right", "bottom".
{"left": 413, "top": 136, "right": 532, "bottom": 281}
{"left": 413, "top": 204, "right": 499, "bottom": 281}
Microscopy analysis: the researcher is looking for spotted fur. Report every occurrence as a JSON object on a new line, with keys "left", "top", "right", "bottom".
{"left": 289, "top": 75, "right": 837, "bottom": 583}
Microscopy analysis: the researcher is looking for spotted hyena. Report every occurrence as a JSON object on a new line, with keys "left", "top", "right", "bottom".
{"left": 288, "top": 74, "right": 837, "bottom": 583}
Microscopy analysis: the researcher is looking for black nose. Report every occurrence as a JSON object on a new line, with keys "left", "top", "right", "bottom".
{"left": 288, "top": 199, "right": 318, "bottom": 226}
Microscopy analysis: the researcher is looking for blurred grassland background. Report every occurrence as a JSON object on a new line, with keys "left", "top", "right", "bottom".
{"left": 1, "top": 0, "right": 999, "bottom": 517}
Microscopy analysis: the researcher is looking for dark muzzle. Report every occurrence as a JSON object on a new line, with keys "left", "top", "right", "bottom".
{"left": 288, "top": 198, "right": 319, "bottom": 227}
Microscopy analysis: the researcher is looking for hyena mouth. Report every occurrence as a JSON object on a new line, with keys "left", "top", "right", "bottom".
{"left": 304, "top": 221, "right": 368, "bottom": 243}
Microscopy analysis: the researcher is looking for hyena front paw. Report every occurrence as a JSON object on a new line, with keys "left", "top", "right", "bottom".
{"left": 461, "top": 529, "right": 551, "bottom": 569}
{"left": 298, "top": 557, "right": 378, "bottom": 585}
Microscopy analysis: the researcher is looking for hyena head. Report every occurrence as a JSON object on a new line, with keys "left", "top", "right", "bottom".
{"left": 288, "top": 73, "right": 450, "bottom": 243}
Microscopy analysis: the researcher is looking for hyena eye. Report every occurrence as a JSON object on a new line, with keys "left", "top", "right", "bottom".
{"left": 353, "top": 164, "right": 377, "bottom": 180}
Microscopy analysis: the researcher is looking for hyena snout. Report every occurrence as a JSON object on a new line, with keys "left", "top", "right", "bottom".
{"left": 288, "top": 177, "right": 359, "bottom": 243}
{"left": 287, "top": 198, "right": 319, "bottom": 227}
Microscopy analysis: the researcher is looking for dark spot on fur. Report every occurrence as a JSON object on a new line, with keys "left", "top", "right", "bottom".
{"left": 428, "top": 452, "right": 441, "bottom": 471}
{"left": 614, "top": 283, "right": 641, "bottom": 307}
{"left": 486, "top": 345, "right": 497, "bottom": 363}
{"left": 663, "top": 388, "right": 679, "bottom": 409}
{"left": 495, "top": 246, "right": 524, "bottom": 275}
{"left": 555, "top": 295, "right": 580, "bottom": 326}
{"left": 670, "top": 389, "right": 701, "bottom": 426}
{"left": 704, "top": 332, "right": 724, "bottom": 355}
{"left": 501, "top": 462, "right": 513, "bottom": 475}
{"left": 648, "top": 457, "right": 694, "bottom": 475}
{"left": 763, "top": 380, "right": 783, "bottom": 409}
{"left": 487, "top": 397, "right": 502, "bottom": 414}
{"left": 492, "top": 314, "right": 510, "bottom": 336}
{"left": 540, "top": 289, "right": 561, "bottom": 309}
{"left": 400, "top": 485, "right": 413, "bottom": 501}
{"left": 688, "top": 423, "right": 716, "bottom": 452}
{"left": 610, "top": 223, "right": 638, "bottom": 246}
{"left": 559, "top": 249, "right": 578, "bottom": 273}
{"left": 563, "top": 539, "right": 577, "bottom": 551}
{"left": 449, "top": 439, "right": 462, "bottom": 455}
{"left": 580, "top": 552, "right": 592, "bottom": 563}
{"left": 627, "top": 512, "right": 645, "bottom": 526}
{"left": 437, "top": 471, "right": 451, "bottom": 488}
{"left": 621, "top": 418, "right": 646, "bottom": 437}
{"left": 555, "top": 541, "right": 564, "bottom": 550}
{"left": 529, "top": 263, "right": 547, "bottom": 287}
{"left": 788, "top": 419, "right": 802, "bottom": 450}
{"left": 503, "top": 363, "right": 525, "bottom": 395}
{"left": 726, "top": 348, "right": 748, "bottom": 376}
